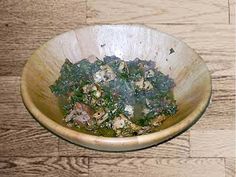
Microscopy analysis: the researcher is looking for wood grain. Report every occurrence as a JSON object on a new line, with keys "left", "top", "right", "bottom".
{"left": 0, "top": 0, "right": 86, "bottom": 77}
{"left": 0, "top": 76, "right": 21, "bottom": 103}
{"left": 0, "top": 157, "right": 88, "bottom": 177}
{"left": 0, "top": 128, "right": 58, "bottom": 157}
{"left": 0, "top": 0, "right": 234, "bottom": 175}
{"left": 20, "top": 24, "right": 212, "bottom": 151}
{"left": 203, "top": 55, "right": 234, "bottom": 77}
{"left": 0, "top": 24, "right": 234, "bottom": 76}
{"left": 0, "top": 0, "right": 86, "bottom": 26}
{"left": 0, "top": 49, "right": 30, "bottom": 76}
{"left": 229, "top": 0, "right": 235, "bottom": 24}
{"left": 1, "top": 75, "right": 233, "bottom": 130}
{"left": 59, "top": 132, "right": 189, "bottom": 157}
{"left": 193, "top": 99, "right": 235, "bottom": 130}
{"left": 87, "top": 0, "right": 228, "bottom": 24}
{"left": 225, "top": 158, "right": 236, "bottom": 177}
{"left": 88, "top": 158, "right": 225, "bottom": 177}
{"left": 0, "top": 23, "right": 86, "bottom": 51}
{"left": 190, "top": 130, "right": 235, "bottom": 157}
{"left": 0, "top": 23, "right": 85, "bottom": 76}
{"left": 0, "top": 102, "right": 39, "bottom": 129}
{"left": 145, "top": 24, "right": 235, "bottom": 55}
{"left": 0, "top": 76, "right": 42, "bottom": 129}
{"left": 192, "top": 55, "right": 235, "bottom": 130}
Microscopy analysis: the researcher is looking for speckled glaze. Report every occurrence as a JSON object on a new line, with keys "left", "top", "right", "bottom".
{"left": 21, "top": 25, "right": 211, "bottom": 151}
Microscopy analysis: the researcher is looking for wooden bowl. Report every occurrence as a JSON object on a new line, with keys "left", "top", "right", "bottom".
{"left": 21, "top": 25, "right": 211, "bottom": 151}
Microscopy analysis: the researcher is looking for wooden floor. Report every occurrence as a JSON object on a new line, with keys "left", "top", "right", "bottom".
{"left": 0, "top": 0, "right": 235, "bottom": 176}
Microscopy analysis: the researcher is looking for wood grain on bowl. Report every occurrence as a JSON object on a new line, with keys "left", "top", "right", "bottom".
{"left": 21, "top": 25, "right": 211, "bottom": 151}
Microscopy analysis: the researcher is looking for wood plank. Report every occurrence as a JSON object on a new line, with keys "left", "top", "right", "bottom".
{"left": 59, "top": 132, "right": 189, "bottom": 157}
{"left": 0, "top": 0, "right": 86, "bottom": 52}
{"left": 0, "top": 128, "right": 58, "bottom": 157}
{"left": 193, "top": 98, "right": 235, "bottom": 130}
{"left": 0, "top": 49, "right": 30, "bottom": 76}
{"left": 0, "top": 156, "right": 88, "bottom": 177}
{"left": 225, "top": 158, "right": 236, "bottom": 177}
{"left": 88, "top": 158, "right": 225, "bottom": 177}
{"left": 0, "top": 0, "right": 86, "bottom": 26}
{"left": 0, "top": 76, "right": 21, "bottom": 103}
{"left": 0, "top": 24, "right": 86, "bottom": 51}
{"left": 0, "top": 24, "right": 85, "bottom": 76}
{"left": 0, "top": 76, "right": 42, "bottom": 129}
{"left": 190, "top": 130, "right": 235, "bottom": 157}
{"left": 0, "top": 0, "right": 86, "bottom": 77}
{"left": 0, "top": 1, "right": 233, "bottom": 177}
{"left": 145, "top": 24, "right": 235, "bottom": 55}
{"left": 229, "top": 0, "right": 235, "bottom": 24}
{"left": 87, "top": 0, "right": 228, "bottom": 24}
{"left": 0, "top": 102, "right": 40, "bottom": 129}
{"left": 203, "top": 55, "right": 235, "bottom": 77}
{"left": 192, "top": 56, "right": 235, "bottom": 130}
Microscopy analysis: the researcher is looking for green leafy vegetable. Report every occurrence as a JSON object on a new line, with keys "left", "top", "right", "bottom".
{"left": 50, "top": 56, "right": 177, "bottom": 137}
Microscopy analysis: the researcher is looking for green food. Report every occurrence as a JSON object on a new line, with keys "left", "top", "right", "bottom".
{"left": 50, "top": 56, "right": 177, "bottom": 137}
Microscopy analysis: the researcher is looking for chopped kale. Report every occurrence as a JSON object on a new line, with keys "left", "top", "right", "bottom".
{"left": 50, "top": 56, "right": 177, "bottom": 137}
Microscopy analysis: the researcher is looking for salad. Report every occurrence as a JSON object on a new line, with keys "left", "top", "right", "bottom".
{"left": 50, "top": 56, "right": 177, "bottom": 137}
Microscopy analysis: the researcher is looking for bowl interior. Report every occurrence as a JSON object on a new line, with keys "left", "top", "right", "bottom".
{"left": 21, "top": 25, "right": 211, "bottom": 150}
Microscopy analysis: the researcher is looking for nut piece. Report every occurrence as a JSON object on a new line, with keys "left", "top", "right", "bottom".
{"left": 93, "top": 65, "right": 116, "bottom": 83}
{"left": 151, "top": 115, "right": 167, "bottom": 126}
{"left": 93, "top": 109, "right": 105, "bottom": 120}
{"left": 143, "top": 80, "right": 153, "bottom": 90}
{"left": 112, "top": 115, "right": 127, "bottom": 130}
{"left": 97, "top": 113, "right": 109, "bottom": 125}
{"left": 135, "top": 77, "right": 144, "bottom": 89}
{"left": 135, "top": 77, "right": 153, "bottom": 90}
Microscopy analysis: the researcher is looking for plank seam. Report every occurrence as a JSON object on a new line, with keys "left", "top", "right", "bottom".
{"left": 228, "top": 0, "right": 231, "bottom": 24}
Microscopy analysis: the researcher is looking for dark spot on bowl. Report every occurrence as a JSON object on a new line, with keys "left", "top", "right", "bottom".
{"left": 169, "top": 48, "right": 175, "bottom": 55}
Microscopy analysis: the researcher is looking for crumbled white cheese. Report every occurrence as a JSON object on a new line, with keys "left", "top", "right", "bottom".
{"left": 124, "top": 105, "right": 134, "bottom": 117}
{"left": 135, "top": 77, "right": 144, "bottom": 89}
{"left": 118, "top": 61, "right": 125, "bottom": 71}
{"left": 142, "top": 108, "right": 151, "bottom": 115}
{"left": 143, "top": 80, "right": 153, "bottom": 90}
{"left": 135, "top": 78, "right": 153, "bottom": 90}
{"left": 145, "top": 99, "right": 151, "bottom": 107}
{"left": 82, "top": 84, "right": 101, "bottom": 98}
{"left": 91, "top": 85, "right": 98, "bottom": 91}
{"left": 112, "top": 116, "right": 126, "bottom": 130}
{"left": 82, "top": 85, "right": 90, "bottom": 93}
{"left": 93, "top": 65, "right": 116, "bottom": 83}
{"left": 93, "top": 90, "right": 101, "bottom": 98}
{"left": 145, "top": 69, "right": 155, "bottom": 78}
{"left": 93, "top": 70, "right": 105, "bottom": 82}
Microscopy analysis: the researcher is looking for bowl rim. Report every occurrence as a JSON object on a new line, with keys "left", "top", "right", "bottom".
{"left": 21, "top": 24, "right": 212, "bottom": 151}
